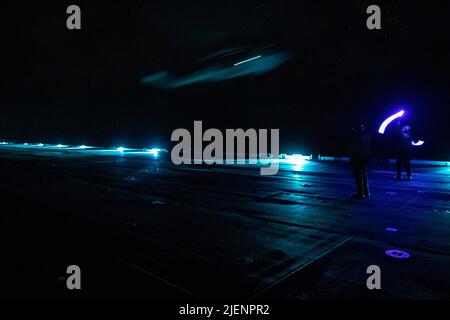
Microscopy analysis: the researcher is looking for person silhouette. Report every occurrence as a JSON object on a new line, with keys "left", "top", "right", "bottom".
{"left": 350, "top": 123, "right": 371, "bottom": 199}
{"left": 395, "top": 125, "right": 413, "bottom": 180}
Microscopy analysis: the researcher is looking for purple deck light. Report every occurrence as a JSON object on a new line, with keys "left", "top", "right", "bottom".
{"left": 378, "top": 110, "right": 405, "bottom": 134}
{"left": 385, "top": 249, "right": 410, "bottom": 259}
{"left": 386, "top": 227, "right": 398, "bottom": 232}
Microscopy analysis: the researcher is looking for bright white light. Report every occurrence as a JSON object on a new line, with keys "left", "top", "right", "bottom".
{"left": 37, "top": 143, "right": 44, "bottom": 147}
{"left": 378, "top": 110, "right": 405, "bottom": 134}
{"left": 285, "top": 154, "right": 310, "bottom": 161}
{"left": 292, "top": 162, "right": 307, "bottom": 172}
{"left": 116, "top": 147, "right": 126, "bottom": 152}
{"left": 79, "top": 145, "right": 88, "bottom": 149}
{"left": 147, "top": 148, "right": 161, "bottom": 156}
{"left": 56, "top": 144, "right": 66, "bottom": 148}
{"left": 234, "top": 55, "right": 262, "bottom": 66}
{"left": 283, "top": 154, "right": 309, "bottom": 172}
{"left": 412, "top": 140, "right": 425, "bottom": 146}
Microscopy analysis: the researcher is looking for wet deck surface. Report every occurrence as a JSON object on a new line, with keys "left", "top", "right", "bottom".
{"left": 0, "top": 148, "right": 449, "bottom": 300}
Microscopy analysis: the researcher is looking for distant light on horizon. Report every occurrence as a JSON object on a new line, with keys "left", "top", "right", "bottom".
{"left": 285, "top": 154, "right": 310, "bottom": 161}
{"left": 147, "top": 148, "right": 162, "bottom": 156}
{"left": 283, "top": 154, "right": 310, "bottom": 172}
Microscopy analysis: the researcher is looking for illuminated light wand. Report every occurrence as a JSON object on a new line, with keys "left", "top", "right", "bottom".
{"left": 378, "top": 110, "right": 425, "bottom": 146}
{"left": 378, "top": 110, "right": 405, "bottom": 134}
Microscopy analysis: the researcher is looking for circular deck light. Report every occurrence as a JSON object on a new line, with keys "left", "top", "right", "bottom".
{"left": 385, "top": 249, "right": 410, "bottom": 259}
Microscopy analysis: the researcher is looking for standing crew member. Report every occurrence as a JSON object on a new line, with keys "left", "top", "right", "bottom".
{"left": 395, "top": 125, "right": 413, "bottom": 180}
{"left": 350, "top": 124, "right": 371, "bottom": 199}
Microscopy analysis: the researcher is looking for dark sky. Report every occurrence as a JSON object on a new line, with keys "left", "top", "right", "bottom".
{"left": 1, "top": 1, "right": 449, "bottom": 159}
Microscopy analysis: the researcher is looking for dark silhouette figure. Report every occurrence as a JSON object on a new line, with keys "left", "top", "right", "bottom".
{"left": 395, "top": 125, "right": 412, "bottom": 180}
{"left": 350, "top": 124, "right": 371, "bottom": 199}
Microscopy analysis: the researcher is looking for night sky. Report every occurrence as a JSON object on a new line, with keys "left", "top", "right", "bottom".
{"left": 2, "top": 1, "right": 449, "bottom": 159}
